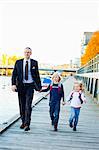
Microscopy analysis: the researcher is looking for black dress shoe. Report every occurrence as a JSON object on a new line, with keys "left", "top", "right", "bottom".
{"left": 20, "top": 124, "right": 25, "bottom": 129}
{"left": 24, "top": 126, "right": 30, "bottom": 131}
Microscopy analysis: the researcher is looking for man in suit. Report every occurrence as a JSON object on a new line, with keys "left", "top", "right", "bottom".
{"left": 11, "top": 47, "right": 41, "bottom": 131}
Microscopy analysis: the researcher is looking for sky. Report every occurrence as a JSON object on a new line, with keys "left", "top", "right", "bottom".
{"left": 0, "top": 0, "right": 99, "bottom": 65}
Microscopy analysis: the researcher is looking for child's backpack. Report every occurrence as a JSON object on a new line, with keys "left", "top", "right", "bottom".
{"left": 69, "top": 92, "right": 83, "bottom": 104}
{"left": 50, "top": 83, "right": 62, "bottom": 93}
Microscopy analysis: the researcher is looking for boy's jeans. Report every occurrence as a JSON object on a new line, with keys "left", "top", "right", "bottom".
{"left": 49, "top": 102, "right": 60, "bottom": 125}
{"left": 69, "top": 107, "right": 80, "bottom": 127}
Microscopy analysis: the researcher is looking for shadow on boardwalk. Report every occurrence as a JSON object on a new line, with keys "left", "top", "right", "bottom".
{"left": 0, "top": 77, "right": 99, "bottom": 150}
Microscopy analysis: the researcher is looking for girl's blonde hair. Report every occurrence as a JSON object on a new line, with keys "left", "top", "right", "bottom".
{"left": 52, "top": 72, "right": 61, "bottom": 82}
{"left": 73, "top": 81, "right": 84, "bottom": 91}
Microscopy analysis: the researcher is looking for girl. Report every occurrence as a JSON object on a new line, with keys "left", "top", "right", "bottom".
{"left": 67, "top": 81, "right": 86, "bottom": 131}
{"left": 40, "top": 72, "right": 65, "bottom": 131}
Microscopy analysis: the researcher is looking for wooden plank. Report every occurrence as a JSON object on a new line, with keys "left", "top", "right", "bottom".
{"left": 0, "top": 77, "right": 99, "bottom": 150}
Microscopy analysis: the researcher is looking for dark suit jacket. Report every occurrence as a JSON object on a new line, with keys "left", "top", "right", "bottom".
{"left": 12, "top": 58, "right": 42, "bottom": 91}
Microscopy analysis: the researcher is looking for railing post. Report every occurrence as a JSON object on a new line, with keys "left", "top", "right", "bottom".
{"left": 97, "top": 79, "right": 99, "bottom": 103}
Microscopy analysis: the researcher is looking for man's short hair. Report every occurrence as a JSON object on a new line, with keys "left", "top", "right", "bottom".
{"left": 25, "top": 47, "right": 32, "bottom": 51}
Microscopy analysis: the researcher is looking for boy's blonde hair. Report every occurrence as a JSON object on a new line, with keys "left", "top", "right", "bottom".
{"left": 52, "top": 72, "right": 61, "bottom": 82}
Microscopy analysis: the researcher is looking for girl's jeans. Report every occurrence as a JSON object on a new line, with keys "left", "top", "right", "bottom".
{"left": 69, "top": 107, "right": 80, "bottom": 127}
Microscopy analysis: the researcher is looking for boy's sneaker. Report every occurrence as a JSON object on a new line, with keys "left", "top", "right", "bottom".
{"left": 69, "top": 122, "right": 73, "bottom": 128}
{"left": 73, "top": 126, "right": 76, "bottom": 131}
{"left": 51, "top": 120, "right": 54, "bottom": 126}
{"left": 54, "top": 124, "right": 58, "bottom": 131}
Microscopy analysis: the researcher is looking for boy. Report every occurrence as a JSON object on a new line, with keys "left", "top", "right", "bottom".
{"left": 40, "top": 72, "right": 65, "bottom": 131}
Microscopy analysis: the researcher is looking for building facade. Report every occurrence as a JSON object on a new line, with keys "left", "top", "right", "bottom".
{"left": 81, "top": 32, "right": 93, "bottom": 56}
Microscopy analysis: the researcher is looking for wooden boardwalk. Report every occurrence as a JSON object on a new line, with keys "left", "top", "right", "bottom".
{"left": 0, "top": 77, "right": 99, "bottom": 150}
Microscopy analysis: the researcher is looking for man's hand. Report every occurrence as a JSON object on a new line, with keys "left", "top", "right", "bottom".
{"left": 62, "top": 101, "right": 65, "bottom": 105}
{"left": 38, "top": 89, "right": 42, "bottom": 92}
{"left": 11, "top": 85, "right": 17, "bottom": 92}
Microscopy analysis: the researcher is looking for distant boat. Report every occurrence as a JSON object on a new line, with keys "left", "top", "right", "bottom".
{"left": 41, "top": 77, "right": 51, "bottom": 88}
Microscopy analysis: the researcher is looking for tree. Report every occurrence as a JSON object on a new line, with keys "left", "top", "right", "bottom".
{"left": 81, "top": 31, "right": 99, "bottom": 66}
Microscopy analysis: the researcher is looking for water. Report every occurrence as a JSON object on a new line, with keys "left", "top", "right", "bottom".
{"left": 0, "top": 76, "right": 47, "bottom": 124}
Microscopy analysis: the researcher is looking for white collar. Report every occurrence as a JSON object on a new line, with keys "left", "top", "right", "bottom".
{"left": 24, "top": 58, "right": 30, "bottom": 62}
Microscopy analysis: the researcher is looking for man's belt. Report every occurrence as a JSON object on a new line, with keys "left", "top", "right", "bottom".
{"left": 23, "top": 82, "right": 34, "bottom": 86}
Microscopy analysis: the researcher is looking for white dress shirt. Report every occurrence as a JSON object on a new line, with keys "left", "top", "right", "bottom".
{"left": 23, "top": 58, "right": 33, "bottom": 83}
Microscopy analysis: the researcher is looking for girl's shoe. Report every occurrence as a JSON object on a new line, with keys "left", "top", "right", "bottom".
{"left": 73, "top": 126, "right": 76, "bottom": 131}
{"left": 69, "top": 122, "right": 73, "bottom": 128}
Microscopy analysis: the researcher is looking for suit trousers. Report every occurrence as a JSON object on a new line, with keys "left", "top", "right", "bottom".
{"left": 18, "top": 83, "right": 34, "bottom": 126}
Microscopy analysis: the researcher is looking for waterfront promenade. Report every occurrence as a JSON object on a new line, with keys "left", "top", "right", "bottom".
{"left": 0, "top": 77, "right": 99, "bottom": 150}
